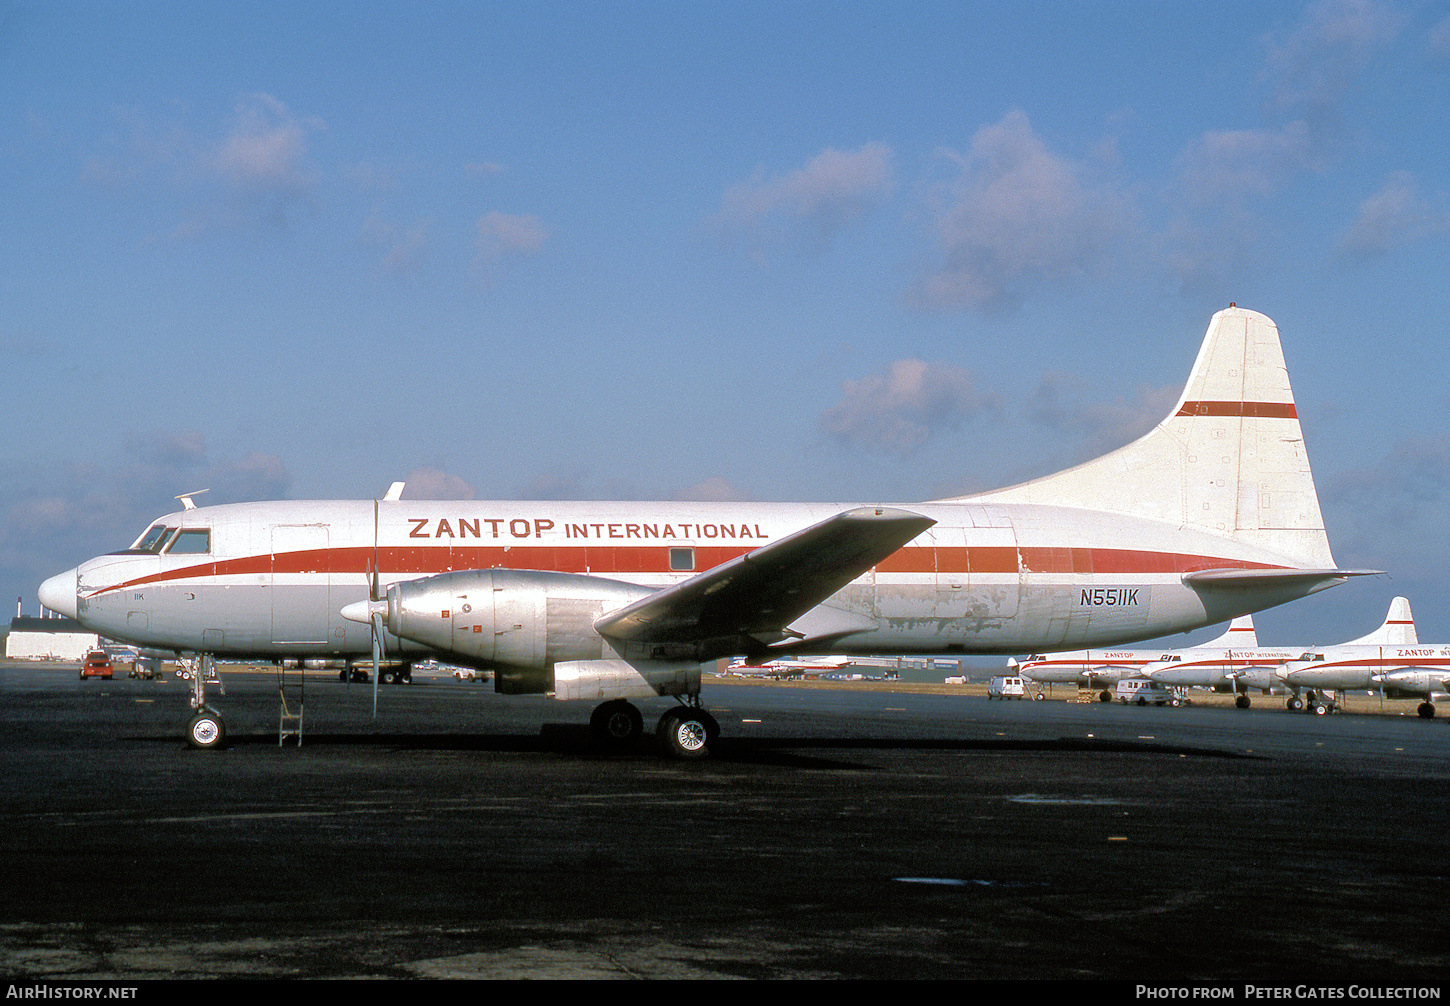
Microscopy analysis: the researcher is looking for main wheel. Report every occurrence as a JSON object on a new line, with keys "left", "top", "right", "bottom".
{"left": 590, "top": 700, "right": 644, "bottom": 749}
{"left": 1288, "top": 697, "right": 1303, "bottom": 711}
{"left": 657, "top": 707, "right": 716, "bottom": 760}
{"left": 1313, "top": 703, "right": 1328, "bottom": 716}
{"left": 1417, "top": 702, "right": 1436, "bottom": 719}
{"left": 1099, "top": 691, "right": 1111, "bottom": 703}
{"left": 186, "top": 713, "right": 226, "bottom": 749}
{"left": 1236, "top": 695, "right": 1250, "bottom": 709}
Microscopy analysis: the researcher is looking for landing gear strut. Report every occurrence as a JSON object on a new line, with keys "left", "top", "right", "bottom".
{"left": 181, "top": 654, "right": 226, "bottom": 749}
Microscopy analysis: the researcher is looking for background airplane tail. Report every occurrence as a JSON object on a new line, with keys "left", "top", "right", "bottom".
{"left": 953, "top": 307, "right": 1335, "bottom": 569}
{"left": 1200, "top": 615, "right": 1258, "bottom": 648}
{"left": 1343, "top": 597, "right": 1416, "bottom": 646}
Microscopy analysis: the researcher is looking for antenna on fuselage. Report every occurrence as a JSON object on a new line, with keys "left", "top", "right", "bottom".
{"left": 175, "top": 489, "right": 210, "bottom": 510}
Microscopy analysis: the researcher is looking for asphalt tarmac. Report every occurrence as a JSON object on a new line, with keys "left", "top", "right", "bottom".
{"left": 1, "top": 660, "right": 1447, "bottom": 981}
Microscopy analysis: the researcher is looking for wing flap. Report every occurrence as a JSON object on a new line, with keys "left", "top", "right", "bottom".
{"left": 595, "top": 507, "right": 935, "bottom": 644}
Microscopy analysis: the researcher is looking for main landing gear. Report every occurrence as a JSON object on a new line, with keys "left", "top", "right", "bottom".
{"left": 1417, "top": 701, "right": 1436, "bottom": 719}
{"left": 587, "top": 699, "right": 721, "bottom": 759}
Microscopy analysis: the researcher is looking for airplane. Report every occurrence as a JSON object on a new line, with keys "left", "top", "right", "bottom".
{"left": 37, "top": 306, "right": 1373, "bottom": 757}
{"left": 1275, "top": 598, "right": 1446, "bottom": 717}
{"left": 1007, "top": 615, "right": 1258, "bottom": 701}
{"left": 724, "top": 655, "right": 856, "bottom": 679}
{"left": 1146, "top": 596, "right": 1418, "bottom": 712}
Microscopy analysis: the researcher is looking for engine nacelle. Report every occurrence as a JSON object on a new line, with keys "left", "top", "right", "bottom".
{"left": 1237, "top": 666, "right": 1281, "bottom": 691}
{"left": 382, "top": 568, "right": 656, "bottom": 693}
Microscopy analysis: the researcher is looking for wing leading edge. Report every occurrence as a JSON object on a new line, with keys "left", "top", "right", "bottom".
{"left": 594, "top": 506, "right": 935, "bottom": 649}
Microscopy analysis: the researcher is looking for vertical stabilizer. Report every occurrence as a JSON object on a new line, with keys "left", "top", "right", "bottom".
{"left": 1343, "top": 597, "right": 1417, "bottom": 646}
{"left": 952, "top": 307, "right": 1334, "bottom": 568}
{"left": 1199, "top": 615, "right": 1258, "bottom": 648}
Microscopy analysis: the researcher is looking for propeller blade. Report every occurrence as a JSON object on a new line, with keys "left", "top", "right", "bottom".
{"left": 371, "top": 610, "right": 385, "bottom": 718}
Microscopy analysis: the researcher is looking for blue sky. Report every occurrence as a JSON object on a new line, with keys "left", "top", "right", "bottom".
{"left": 4, "top": 0, "right": 1450, "bottom": 648}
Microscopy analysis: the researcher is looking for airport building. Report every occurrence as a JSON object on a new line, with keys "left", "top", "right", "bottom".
{"left": 4, "top": 612, "right": 99, "bottom": 661}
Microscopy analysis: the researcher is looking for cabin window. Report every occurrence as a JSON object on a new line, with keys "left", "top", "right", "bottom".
{"left": 669, "top": 547, "right": 694, "bottom": 571}
{"left": 166, "top": 529, "right": 212, "bottom": 554}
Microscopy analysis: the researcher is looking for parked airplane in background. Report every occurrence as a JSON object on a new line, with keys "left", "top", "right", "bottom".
{"left": 39, "top": 307, "right": 1371, "bottom": 755}
{"left": 725, "top": 655, "right": 856, "bottom": 679}
{"left": 1008, "top": 616, "right": 1258, "bottom": 701}
{"left": 1146, "top": 596, "right": 1417, "bottom": 712}
{"left": 1275, "top": 598, "right": 1445, "bottom": 717}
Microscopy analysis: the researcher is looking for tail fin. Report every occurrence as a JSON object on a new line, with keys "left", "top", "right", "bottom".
{"left": 1200, "top": 615, "right": 1258, "bottom": 648}
{"left": 1343, "top": 597, "right": 1417, "bottom": 646}
{"left": 952, "top": 307, "right": 1334, "bottom": 569}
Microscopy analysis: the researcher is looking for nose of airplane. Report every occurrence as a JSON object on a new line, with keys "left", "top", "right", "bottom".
{"left": 38, "top": 568, "right": 79, "bottom": 619}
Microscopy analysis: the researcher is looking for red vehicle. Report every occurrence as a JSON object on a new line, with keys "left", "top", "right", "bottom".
{"left": 79, "top": 651, "right": 113, "bottom": 680}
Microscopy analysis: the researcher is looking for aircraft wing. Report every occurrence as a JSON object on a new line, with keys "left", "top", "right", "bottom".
{"left": 595, "top": 507, "right": 934, "bottom": 647}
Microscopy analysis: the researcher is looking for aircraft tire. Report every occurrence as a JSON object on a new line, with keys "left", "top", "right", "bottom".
{"left": 1288, "top": 697, "right": 1303, "bottom": 711}
{"left": 1313, "top": 703, "right": 1328, "bottom": 716}
{"left": 186, "top": 713, "right": 226, "bottom": 750}
{"left": 1235, "top": 695, "right": 1250, "bottom": 709}
{"left": 1417, "top": 702, "right": 1435, "bottom": 719}
{"left": 590, "top": 700, "right": 644, "bottom": 749}
{"left": 1099, "top": 691, "right": 1111, "bottom": 703}
{"left": 657, "top": 707, "right": 714, "bottom": 760}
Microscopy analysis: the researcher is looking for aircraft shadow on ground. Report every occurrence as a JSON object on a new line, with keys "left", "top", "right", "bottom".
{"left": 129, "top": 725, "right": 1262, "bottom": 768}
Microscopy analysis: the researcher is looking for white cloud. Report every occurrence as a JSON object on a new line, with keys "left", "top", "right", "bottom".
{"left": 513, "top": 473, "right": 587, "bottom": 500}
{"left": 0, "top": 435, "right": 290, "bottom": 610}
{"left": 670, "top": 477, "right": 754, "bottom": 502}
{"left": 1430, "top": 14, "right": 1450, "bottom": 55}
{"left": 1262, "top": 0, "right": 1407, "bottom": 115}
{"left": 209, "top": 93, "right": 322, "bottom": 196}
{"left": 821, "top": 359, "right": 997, "bottom": 454}
{"left": 910, "top": 110, "right": 1130, "bottom": 311}
{"left": 400, "top": 467, "right": 477, "bottom": 500}
{"left": 475, "top": 211, "right": 548, "bottom": 275}
{"left": 1174, "top": 122, "right": 1317, "bottom": 205}
{"left": 1029, "top": 373, "right": 1181, "bottom": 462}
{"left": 713, "top": 142, "right": 894, "bottom": 256}
{"left": 1340, "top": 172, "right": 1450, "bottom": 256}
{"left": 1322, "top": 435, "right": 1450, "bottom": 577}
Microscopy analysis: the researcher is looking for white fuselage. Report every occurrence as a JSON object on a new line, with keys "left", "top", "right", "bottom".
{"left": 48, "top": 496, "right": 1332, "bottom": 664}
{"left": 1282, "top": 645, "right": 1450, "bottom": 697}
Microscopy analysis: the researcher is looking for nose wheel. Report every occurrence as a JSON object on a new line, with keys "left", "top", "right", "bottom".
{"left": 187, "top": 712, "right": 226, "bottom": 749}
{"left": 181, "top": 654, "right": 227, "bottom": 749}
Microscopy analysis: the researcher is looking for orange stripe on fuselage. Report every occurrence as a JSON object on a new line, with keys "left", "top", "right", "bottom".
{"left": 83, "top": 544, "right": 1288, "bottom": 598}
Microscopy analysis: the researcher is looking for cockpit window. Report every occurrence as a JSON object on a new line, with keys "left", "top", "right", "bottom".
{"left": 165, "top": 529, "right": 212, "bottom": 555}
{"left": 132, "top": 525, "right": 178, "bottom": 554}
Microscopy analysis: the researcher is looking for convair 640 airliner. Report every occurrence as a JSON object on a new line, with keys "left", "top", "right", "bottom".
{"left": 39, "top": 307, "right": 1371, "bottom": 755}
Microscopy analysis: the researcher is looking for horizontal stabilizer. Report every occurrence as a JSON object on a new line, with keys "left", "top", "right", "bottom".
{"left": 595, "top": 507, "right": 935, "bottom": 644}
{"left": 1182, "top": 568, "right": 1380, "bottom": 590}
